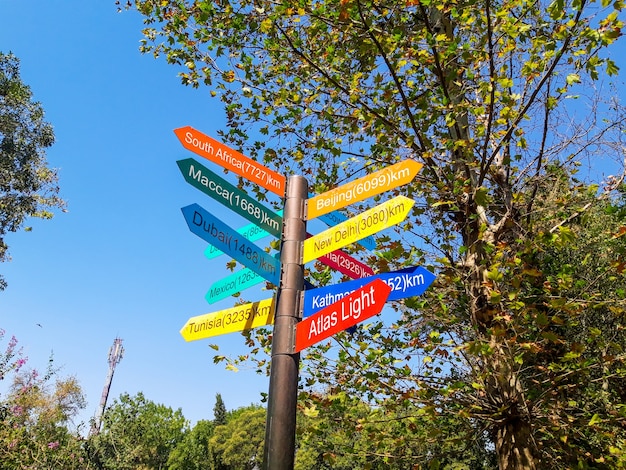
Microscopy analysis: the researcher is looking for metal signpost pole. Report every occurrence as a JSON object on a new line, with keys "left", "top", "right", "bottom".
{"left": 263, "top": 175, "right": 308, "bottom": 470}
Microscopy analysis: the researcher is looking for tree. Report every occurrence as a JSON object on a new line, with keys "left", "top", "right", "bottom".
{"left": 0, "top": 52, "right": 64, "bottom": 290}
{"left": 167, "top": 420, "right": 215, "bottom": 470}
{"left": 89, "top": 392, "right": 187, "bottom": 470}
{"left": 209, "top": 405, "right": 265, "bottom": 470}
{"left": 123, "top": 0, "right": 626, "bottom": 468}
{"left": 213, "top": 393, "right": 226, "bottom": 426}
{"left": 295, "top": 391, "right": 496, "bottom": 469}
{"left": 0, "top": 331, "right": 91, "bottom": 469}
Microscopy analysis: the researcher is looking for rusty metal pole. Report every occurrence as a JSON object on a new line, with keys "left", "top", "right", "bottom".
{"left": 262, "top": 175, "right": 307, "bottom": 470}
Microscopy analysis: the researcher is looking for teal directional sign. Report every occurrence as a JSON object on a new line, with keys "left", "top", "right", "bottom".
{"left": 205, "top": 222, "right": 271, "bottom": 260}
{"left": 204, "top": 210, "right": 283, "bottom": 261}
{"left": 206, "top": 268, "right": 265, "bottom": 304}
{"left": 178, "top": 159, "right": 282, "bottom": 238}
{"left": 302, "top": 266, "right": 435, "bottom": 317}
{"left": 182, "top": 203, "right": 280, "bottom": 285}
{"left": 205, "top": 252, "right": 280, "bottom": 303}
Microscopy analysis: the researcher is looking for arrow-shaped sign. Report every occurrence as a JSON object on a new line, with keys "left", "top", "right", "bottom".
{"left": 182, "top": 203, "right": 280, "bottom": 285}
{"left": 205, "top": 239, "right": 369, "bottom": 305}
{"left": 206, "top": 268, "right": 266, "bottom": 304}
{"left": 206, "top": 248, "right": 371, "bottom": 304}
{"left": 303, "top": 266, "right": 436, "bottom": 317}
{"left": 302, "top": 196, "right": 415, "bottom": 264}
{"left": 307, "top": 160, "right": 422, "bottom": 220}
{"left": 206, "top": 253, "right": 280, "bottom": 304}
{"left": 180, "top": 297, "right": 276, "bottom": 341}
{"left": 318, "top": 248, "right": 374, "bottom": 279}
{"left": 178, "top": 159, "right": 282, "bottom": 238}
{"left": 174, "top": 127, "right": 286, "bottom": 196}
{"left": 205, "top": 222, "right": 270, "bottom": 260}
{"left": 205, "top": 211, "right": 284, "bottom": 260}
{"left": 318, "top": 210, "right": 376, "bottom": 251}
{"left": 295, "top": 279, "right": 391, "bottom": 352}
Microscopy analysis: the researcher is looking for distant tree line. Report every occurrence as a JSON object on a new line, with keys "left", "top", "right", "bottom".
{"left": 0, "top": 337, "right": 498, "bottom": 469}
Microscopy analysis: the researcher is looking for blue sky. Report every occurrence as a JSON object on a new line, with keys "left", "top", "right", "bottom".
{"left": 0, "top": 1, "right": 281, "bottom": 429}
{"left": 1, "top": 1, "right": 625, "bottom": 433}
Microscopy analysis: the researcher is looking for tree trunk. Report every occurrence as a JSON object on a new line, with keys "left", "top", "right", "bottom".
{"left": 494, "top": 418, "right": 537, "bottom": 470}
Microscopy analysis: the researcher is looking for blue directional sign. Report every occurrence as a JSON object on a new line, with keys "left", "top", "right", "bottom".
{"left": 182, "top": 203, "right": 280, "bottom": 285}
{"left": 302, "top": 266, "right": 435, "bottom": 317}
{"left": 204, "top": 210, "right": 283, "bottom": 261}
{"left": 205, "top": 222, "right": 272, "bottom": 261}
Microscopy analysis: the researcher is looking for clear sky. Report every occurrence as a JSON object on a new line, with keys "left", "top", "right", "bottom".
{"left": 1, "top": 0, "right": 625, "bottom": 434}
{"left": 0, "top": 0, "right": 283, "bottom": 429}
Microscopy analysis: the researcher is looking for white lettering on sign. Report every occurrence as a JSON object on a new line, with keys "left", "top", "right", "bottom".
{"left": 307, "top": 285, "right": 376, "bottom": 340}
{"left": 314, "top": 167, "right": 412, "bottom": 212}
{"left": 184, "top": 132, "right": 281, "bottom": 191}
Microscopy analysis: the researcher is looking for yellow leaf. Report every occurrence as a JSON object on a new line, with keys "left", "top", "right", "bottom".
{"left": 260, "top": 18, "right": 272, "bottom": 33}
{"left": 303, "top": 405, "right": 319, "bottom": 417}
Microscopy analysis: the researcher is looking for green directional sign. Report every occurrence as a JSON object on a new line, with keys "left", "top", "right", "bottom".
{"left": 177, "top": 158, "right": 282, "bottom": 238}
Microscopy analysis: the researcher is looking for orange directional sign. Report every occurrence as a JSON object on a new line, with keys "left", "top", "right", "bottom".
{"left": 303, "top": 196, "right": 415, "bottom": 264}
{"left": 295, "top": 279, "right": 391, "bottom": 352}
{"left": 180, "top": 297, "right": 275, "bottom": 341}
{"left": 307, "top": 159, "right": 422, "bottom": 220}
{"left": 174, "top": 126, "right": 286, "bottom": 197}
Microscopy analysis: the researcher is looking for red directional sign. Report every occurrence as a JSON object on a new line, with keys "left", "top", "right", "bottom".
{"left": 319, "top": 249, "right": 374, "bottom": 279}
{"left": 295, "top": 279, "right": 391, "bottom": 352}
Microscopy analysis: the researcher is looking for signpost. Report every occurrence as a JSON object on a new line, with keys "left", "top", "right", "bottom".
{"left": 178, "top": 158, "right": 283, "bottom": 238}
{"left": 307, "top": 160, "right": 422, "bottom": 219}
{"left": 302, "top": 195, "right": 415, "bottom": 263}
{"left": 303, "top": 266, "right": 436, "bottom": 317}
{"left": 175, "top": 126, "right": 434, "bottom": 470}
{"left": 174, "top": 126, "right": 286, "bottom": 196}
{"left": 181, "top": 203, "right": 280, "bottom": 285}
{"left": 295, "top": 279, "right": 391, "bottom": 352}
{"left": 180, "top": 297, "right": 275, "bottom": 341}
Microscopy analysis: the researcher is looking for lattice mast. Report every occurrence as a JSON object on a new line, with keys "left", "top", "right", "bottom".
{"left": 90, "top": 337, "right": 124, "bottom": 435}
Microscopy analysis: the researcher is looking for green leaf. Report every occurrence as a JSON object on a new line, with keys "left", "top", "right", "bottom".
{"left": 475, "top": 186, "right": 490, "bottom": 206}
{"left": 589, "top": 413, "right": 602, "bottom": 426}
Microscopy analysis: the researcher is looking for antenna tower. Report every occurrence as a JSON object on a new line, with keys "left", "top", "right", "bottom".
{"left": 90, "top": 337, "right": 124, "bottom": 436}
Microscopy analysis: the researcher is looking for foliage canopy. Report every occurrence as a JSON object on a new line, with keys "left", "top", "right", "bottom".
{"left": 0, "top": 52, "right": 64, "bottom": 290}
{"left": 121, "top": 0, "right": 626, "bottom": 468}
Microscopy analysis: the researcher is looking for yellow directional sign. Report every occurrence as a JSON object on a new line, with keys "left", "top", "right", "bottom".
{"left": 180, "top": 297, "right": 275, "bottom": 341}
{"left": 303, "top": 196, "right": 415, "bottom": 264}
{"left": 307, "top": 160, "right": 422, "bottom": 220}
